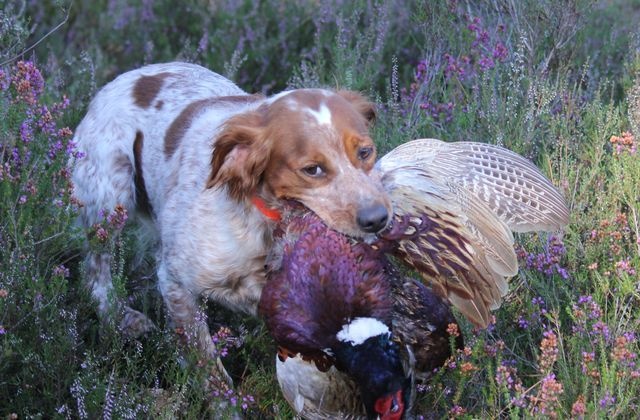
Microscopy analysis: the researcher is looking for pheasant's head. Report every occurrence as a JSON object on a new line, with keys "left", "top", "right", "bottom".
{"left": 260, "top": 206, "right": 408, "bottom": 418}
{"left": 334, "top": 317, "right": 409, "bottom": 420}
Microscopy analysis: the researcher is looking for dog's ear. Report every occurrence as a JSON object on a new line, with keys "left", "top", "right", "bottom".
{"left": 207, "top": 112, "right": 270, "bottom": 201}
{"left": 337, "top": 90, "right": 376, "bottom": 126}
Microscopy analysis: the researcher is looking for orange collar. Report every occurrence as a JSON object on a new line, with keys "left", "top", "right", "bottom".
{"left": 251, "top": 196, "right": 282, "bottom": 222}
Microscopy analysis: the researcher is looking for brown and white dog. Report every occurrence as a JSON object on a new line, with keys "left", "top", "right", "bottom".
{"left": 71, "top": 62, "right": 391, "bottom": 371}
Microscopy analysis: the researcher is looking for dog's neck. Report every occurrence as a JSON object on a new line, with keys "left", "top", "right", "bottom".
{"left": 251, "top": 196, "right": 282, "bottom": 221}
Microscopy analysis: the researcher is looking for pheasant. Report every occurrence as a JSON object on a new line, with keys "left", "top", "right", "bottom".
{"left": 258, "top": 139, "right": 570, "bottom": 419}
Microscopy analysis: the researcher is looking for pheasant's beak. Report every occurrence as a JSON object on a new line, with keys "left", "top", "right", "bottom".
{"left": 374, "top": 389, "right": 404, "bottom": 420}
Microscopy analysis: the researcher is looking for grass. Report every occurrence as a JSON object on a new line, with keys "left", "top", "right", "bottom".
{"left": 1, "top": 0, "right": 640, "bottom": 418}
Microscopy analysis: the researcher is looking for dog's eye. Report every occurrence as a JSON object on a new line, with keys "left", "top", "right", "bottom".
{"left": 302, "top": 165, "right": 324, "bottom": 177}
{"left": 358, "top": 147, "right": 373, "bottom": 161}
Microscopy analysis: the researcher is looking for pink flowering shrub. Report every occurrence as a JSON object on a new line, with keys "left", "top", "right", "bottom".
{"left": 2, "top": 1, "right": 640, "bottom": 418}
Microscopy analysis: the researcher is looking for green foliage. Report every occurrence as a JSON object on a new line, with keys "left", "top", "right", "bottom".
{"left": 1, "top": 0, "right": 640, "bottom": 418}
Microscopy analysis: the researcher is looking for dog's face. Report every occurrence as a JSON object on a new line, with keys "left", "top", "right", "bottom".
{"left": 208, "top": 89, "right": 391, "bottom": 237}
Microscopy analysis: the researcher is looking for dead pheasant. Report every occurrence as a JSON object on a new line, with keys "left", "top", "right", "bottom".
{"left": 259, "top": 139, "right": 570, "bottom": 419}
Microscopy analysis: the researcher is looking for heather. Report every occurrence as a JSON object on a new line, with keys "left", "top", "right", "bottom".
{"left": 1, "top": 0, "right": 639, "bottom": 418}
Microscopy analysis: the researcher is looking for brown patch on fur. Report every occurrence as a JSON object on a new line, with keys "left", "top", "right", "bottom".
{"left": 164, "top": 94, "right": 264, "bottom": 160}
{"left": 343, "top": 131, "right": 377, "bottom": 170}
{"left": 132, "top": 72, "right": 173, "bottom": 108}
{"left": 133, "top": 131, "right": 153, "bottom": 215}
{"left": 155, "top": 100, "right": 164, "bottom": 110}
{"left": 336, "top": 90, "right": 377, "bottom": 125}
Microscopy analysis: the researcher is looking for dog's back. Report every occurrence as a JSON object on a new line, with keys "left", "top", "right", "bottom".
{"left": 72, "top": 62, "right": 245, "bottom": 227}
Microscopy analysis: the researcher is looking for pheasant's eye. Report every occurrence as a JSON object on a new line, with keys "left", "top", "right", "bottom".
{"left": 302, "top": 165, "right": 324, "bottom": 177}
{"left": 358, "top": 147, "right": 373, "bottom": 161}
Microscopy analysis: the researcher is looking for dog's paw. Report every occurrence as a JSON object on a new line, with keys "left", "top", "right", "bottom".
{"left": 120, "top": 306, "right": 156, "bottom": 337}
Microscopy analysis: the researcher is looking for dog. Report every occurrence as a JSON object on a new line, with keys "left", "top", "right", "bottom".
{"left": 71, "top": 62, "right": 391, "bottom": 375}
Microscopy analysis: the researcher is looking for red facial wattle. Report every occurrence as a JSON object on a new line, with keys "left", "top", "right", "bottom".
{"left": 374, "top": 389, "right": 404, "bottom": 420}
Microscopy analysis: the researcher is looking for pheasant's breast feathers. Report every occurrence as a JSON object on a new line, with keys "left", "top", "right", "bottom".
{"left": 259, "top": 208, "right": 393, "bottom": 358}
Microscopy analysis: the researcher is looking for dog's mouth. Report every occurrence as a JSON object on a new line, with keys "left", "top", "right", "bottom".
{"left": 272, "top": 199, "right": 391, "bottom": 241}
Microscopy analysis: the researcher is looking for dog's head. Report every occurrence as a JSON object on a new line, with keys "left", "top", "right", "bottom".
{"left": 207, "top": 89, "right": 391, "bottom": 237}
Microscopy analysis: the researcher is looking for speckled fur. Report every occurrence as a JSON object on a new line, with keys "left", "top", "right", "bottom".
{"left": 71, "top": 62, "right": 388, "bottom": 367}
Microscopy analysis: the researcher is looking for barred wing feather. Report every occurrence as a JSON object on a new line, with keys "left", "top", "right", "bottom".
{"left": 374, "top": 139, "right": 569, "bottom": 327}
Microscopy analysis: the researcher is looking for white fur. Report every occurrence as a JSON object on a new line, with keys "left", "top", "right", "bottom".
{"left": 72, "top": 63, "right": 270, "bottom": 361}
{"left": 264, "top": 89, "right": 294, "bottom": 104}
{"left": 336, "top": 317, "right": 390, "bottom": 346}
{"left": 305, "top": 103, "right": 332, "bottom": 126}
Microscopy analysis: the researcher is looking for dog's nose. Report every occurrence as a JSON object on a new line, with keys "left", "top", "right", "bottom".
{"left": 356, "top": 203, "right": 389, "bottom": 233}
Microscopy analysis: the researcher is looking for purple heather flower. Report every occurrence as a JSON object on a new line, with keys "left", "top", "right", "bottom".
{"left": 577, "top": 295, "right": 592, "bottom": 305}
{"left": 52, "top": 265, "right": 70, "bottom": 278}
{"left": 592, "top": 321, "right": 610, "bottom": 341}
{"left": 415, "top": 59, "right": 428, "bottom": 81}
{"left": 67, "top": 140, "right": 85, "bottom": 159}
{"left": 599, "top": 393, "right": 615, "bottom": 408}
{"left": 20, "top": 120, "right": 34, "bottom": 143}
{"left": 582, "top": 296, "right": 602, "bottom": 320}
{"left": 493, "top": 42, "right": 508, "bottom": 61}
{"left": 444, "top": 54, "right": 467, "bottom": 80}
{"left": 197, "top": 32, "right": 209, "bottom": 54}
{"left": 11, "top": 147, "right": 21, "bottom": 165}
{"left": 478, "top": 55, "right": 495, "bottom": 71}
{"left": 615, "top": 258, "right": 636, "bottom": 276}
{"left": 140, "top": 0, "right": 155, "bottom": 22}
{"left": 12, "top": 61, "right": 44, "bottom": 106}
{"left": 556, "top": 266, "right": 569, "bottom": 279}
{"left": 467, "top": 17, "right": 481, "bottom": 33}
{"left": 475, "top": 30, "right": 490, "bottom": 46}
{"left": 517, "top": 315, "right": 529, "bottom": 329}
{"left": 0, "top": 69, "right": 8, "bottom": 90}
{"left": 52, "top": 95, "right": 70, "bottom": 114}
{"left": 521, "top": 236, "right": 569, "bottom": 279}
{"left": 532, "top": 296, "right": 545, "bottom": 307}
{"left": 48, "top": 140, "right": 64, "bottom": 159}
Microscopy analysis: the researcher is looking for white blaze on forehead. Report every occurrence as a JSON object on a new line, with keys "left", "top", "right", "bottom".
{"left": 336, "top": 317, "right": 390, "bottom": 346}
{"left": 305, "top": 103, "right": 332, "bottom": 126}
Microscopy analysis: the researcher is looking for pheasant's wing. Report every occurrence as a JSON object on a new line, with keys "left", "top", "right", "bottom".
{"left": 374, "top": 139, "right": 569, "bottom": 327}
{"left": 377, "top": 138, "right": 570, "bottom": 231}
{"left": 377, "top": 167, "right": 513, "bottom": 327}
